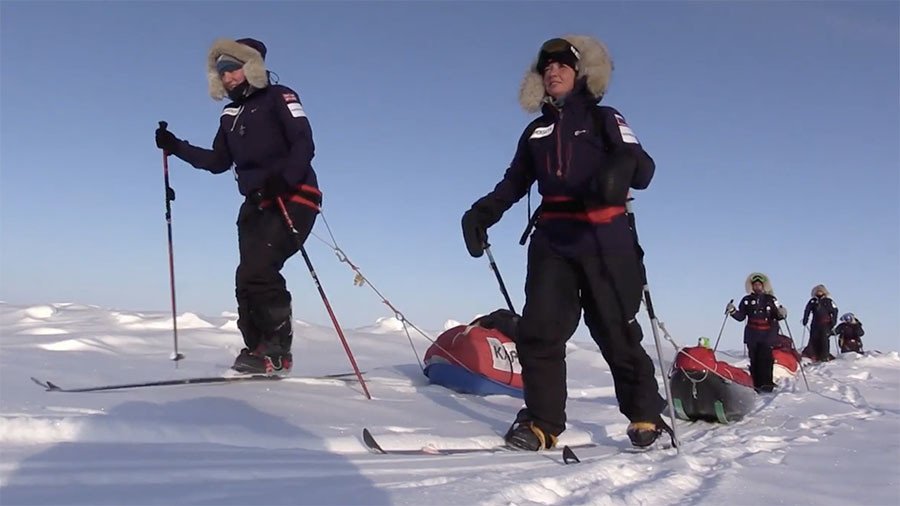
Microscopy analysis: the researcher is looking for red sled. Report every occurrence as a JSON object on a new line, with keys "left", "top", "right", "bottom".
{"left": 669, "top": 346, "right": 756, "bottom": 424}
{"left": 772, "top": 334, "right": 801, "bottom": 379}
{"left": 423, "top": 310, "right": 523, "bottom": 397}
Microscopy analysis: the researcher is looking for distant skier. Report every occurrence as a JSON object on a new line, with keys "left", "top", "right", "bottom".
{"left": 155, "top": 37, "right": 321, "bottom": 375}
{"left": 835, "top": 313, "right": 865, "bottom": 354}
{"left": 801, "top": 284, "right": 838, "bottom": 362}
{"left": 726, "top": 272, "right": 787, "bottom": 393}
{"left": 461, "top": 34, "right": 667, "bottom": 451}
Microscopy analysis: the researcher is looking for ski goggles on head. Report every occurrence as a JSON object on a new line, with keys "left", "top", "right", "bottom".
{"left": 750, "top": 274, "right": 767, "bottom": 284}
{"left": 536, "top": 38, "right": 580, "bottom": 74}
{"left": 216, "top": 54, "right": 244, "bottom": 75}
{"left": 841, "top": 313, "right": 854, "bottom": 323}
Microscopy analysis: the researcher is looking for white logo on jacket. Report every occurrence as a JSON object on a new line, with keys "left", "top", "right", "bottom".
{"left": 530, "top": 124, "right": 555, "bottom": 139}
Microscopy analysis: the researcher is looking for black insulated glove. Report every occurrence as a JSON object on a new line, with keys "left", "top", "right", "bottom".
{"left": 462, "top": 195, "right": 506, "bottom": 258}
{"left": 462, "top": 209, "right": 490, "bottom": 258}
{"left": 155, "top": 127, "right": 181, "bottom": 154}
{"left": 587, "top": 150, "right": 637, "bottom": 205}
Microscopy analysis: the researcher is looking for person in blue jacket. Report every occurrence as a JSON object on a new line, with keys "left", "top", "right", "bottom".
{"left": 461, "top": 35, "right": 666, "bottom": 451}
{"left": 726, "top": 272, "right": 787, "bottom": 392}
{"left": 802, "top": 284, "right": 838, "bottom": 361}
{"left": 835, "top": 313, "right": 864, "bottom": 353}
{"left": 155, "top": 37, "right": 321, "bottom": 376}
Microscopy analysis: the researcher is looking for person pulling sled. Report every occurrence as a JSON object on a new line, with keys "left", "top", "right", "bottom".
{"left": 835, "top": 313, "right": 865, "bottom": 354}
{"left": 726, "top": 272, "right": 787, "bottom": 393}
{"left": 461, "top": 35, "right": 668, "bottom": 451}
{"left": 802, "top": 284, "right": 838, "bottom": 362}
{"left": 155, "top": 37, "right": 322, "bottom": 376}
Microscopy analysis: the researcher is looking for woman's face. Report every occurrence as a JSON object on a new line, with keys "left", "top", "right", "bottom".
{"left": 543, "top": 62, "right": 576, "bottom": 99}
{"left": 221, "top": 67, "right": 247, "bottom": 91}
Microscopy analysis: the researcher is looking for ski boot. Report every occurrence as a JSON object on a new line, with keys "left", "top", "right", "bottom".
{"left": 232, "top": 302, "right": 295, "bottom": 376}
{"left": 232, "top": 343, "right": 293, "bottom": 376}
{"left": 627, "top": 418, "right": 676, "bottom": 449}
{"left": 504, "top": 421, "right": 558, "bottom": 451}
{"left": 755, "top": 384, "right": 775, "bottom": 394}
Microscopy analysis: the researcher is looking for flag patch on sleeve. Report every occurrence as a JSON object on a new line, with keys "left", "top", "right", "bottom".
{"left": 282, "top": 93, "right": 299, "bottom": 103}
{"left": 615, "top": 114, "right": 640, "bottom": 144}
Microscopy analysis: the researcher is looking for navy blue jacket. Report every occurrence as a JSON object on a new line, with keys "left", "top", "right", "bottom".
{"left": 731, "top": 293, "right": 785, "bottom": 345}
{"left": 172, "top": 84, "right": 318, "bottom": 197}
{"left": 835, "top": 321, "right": 864, "bottom": 340}
{"left": 473, "top": 80, "right": 655, "bottom": 256}
{"left": 803, "top": 297, "right": 838, "bottom": 329}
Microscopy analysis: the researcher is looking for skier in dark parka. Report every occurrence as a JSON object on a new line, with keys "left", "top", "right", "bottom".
{"left": 461, "top": 35, "right": 666, "bottom": 451}
{"left": 726, "top": 272, "right": 787, "bottom": 392}
{"left": 155, "top": 37, "right": 322, "bottom": 376}
{"left": 802, "top": 284, "right": 838, "bottom": 362}
{"left": 835, "top": 312, "right": 864, "bottom": 353}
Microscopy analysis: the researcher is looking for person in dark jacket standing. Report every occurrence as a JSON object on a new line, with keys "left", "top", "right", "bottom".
{"left": 801, "top": 284, "right": 838, "bottom": 362}
{"left": 726, "top": 272, "right": 787, "bottom": 392}
{"left": 155, "top": 37, "right": 321, "bottom": 375}
{"left": 835, "top": 312, "right": 864, "bottom": 353}
{"left": 461, "top": 35, "right": 666, "bottom": 451}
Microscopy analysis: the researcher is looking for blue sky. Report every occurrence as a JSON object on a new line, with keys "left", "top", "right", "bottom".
{"left": 2, "top": 1, "right": 897, "bottom": 353}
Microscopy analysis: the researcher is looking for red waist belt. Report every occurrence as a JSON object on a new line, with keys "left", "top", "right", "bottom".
{"left": 259, "top": 184, "right": 322, "bottom": 212}
{"left": 539, "top": 197, "right": 625, "bottom": 224}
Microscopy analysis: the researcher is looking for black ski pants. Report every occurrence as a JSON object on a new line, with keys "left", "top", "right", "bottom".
{"left": 808, "top": 324, "right": 832, "bottom": 360}
{"left": 235, "top": 200, "right": 316, "bottom": 351}
{"left": 747, "top": 340, "right": 775, "bottom": 391}
{"left": 515, "top": 238, "right": 664, "bottom": 436}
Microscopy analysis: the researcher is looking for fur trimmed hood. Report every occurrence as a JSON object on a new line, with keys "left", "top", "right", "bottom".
{"left": 519, "top": 34, "right": 613, "bottom": 113}
{"left": 745, "top": 272, "right": 774, "bottom": 295}
{"left": 207, "top": 38, "right": 269, "bottom": 101}
{"left": 810, "top": 284, "right": 830, "bottom": 297}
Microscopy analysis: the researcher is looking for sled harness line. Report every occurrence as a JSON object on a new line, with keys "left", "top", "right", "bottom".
{"left": 308, "top": 211, "right": 521, "bottom": 390}
{"left": 309, "top": 211, "right": 426, "bottom": 370}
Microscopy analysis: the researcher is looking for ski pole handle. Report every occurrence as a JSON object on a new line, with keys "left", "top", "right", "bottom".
{"left": 158, "top": 121, "right": 171, "bottom": 158}
{"left": 723, "top": 298, "right": 734, "bottom": 314}
{"left": 712, "top": 299, "right": 733, "bottom": 352}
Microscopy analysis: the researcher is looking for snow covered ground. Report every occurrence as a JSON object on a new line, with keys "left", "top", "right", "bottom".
{"left": 1, "top": 302, "right": 898, "bottom": 505}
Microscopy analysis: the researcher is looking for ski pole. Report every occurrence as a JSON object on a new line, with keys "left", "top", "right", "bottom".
{"left": 712, "top": 299, "right": 733, "bottom": 352}
{"left": 782, "top": 319, "right": 810, "bottom": 391}
{"left": 484, "top": 243, "right": 516, "bottom": 313}
{"left": 158, "top": 121, "right": 184, "bottom": 362}
{"left": 625, "top": 198, "right": 680, "bottom": 452}
{"left": 800, "top": 324, "right": 808, "bottom": 354}
{"left": 275, "top": 197, "right": 371, "bottom": 400}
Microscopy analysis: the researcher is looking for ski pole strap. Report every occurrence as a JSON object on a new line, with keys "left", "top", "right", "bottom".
{"left": 519, "top": 205, "right": 542, "bottom": 245}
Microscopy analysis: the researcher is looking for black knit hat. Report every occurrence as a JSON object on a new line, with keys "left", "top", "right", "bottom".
{"left": 236, "top": 38, "right": 267, "bottom": 60}
{"left": 536, "top": 38, "right": 580, "bottom": 74}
